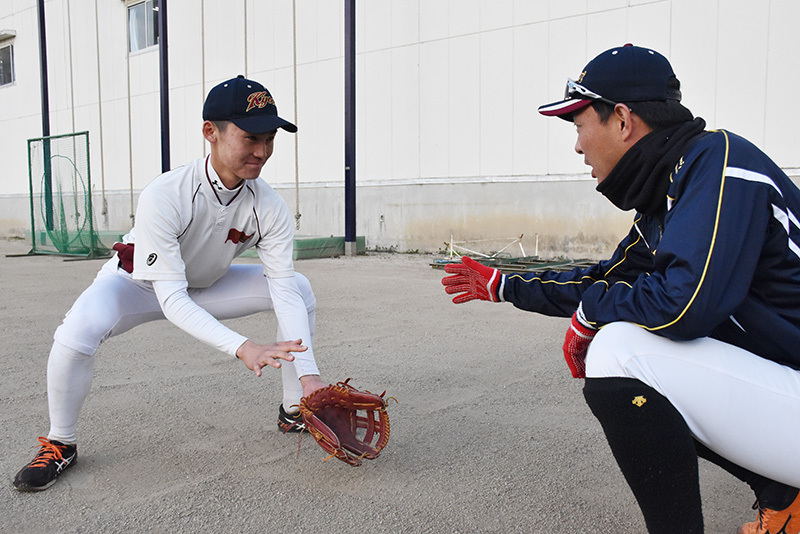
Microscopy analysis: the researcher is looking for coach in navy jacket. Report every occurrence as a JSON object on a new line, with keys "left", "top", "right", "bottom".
{"left": 505, "top": 128, "right": 800, "bottom": 370}
{"left": 442, "top": 45, "right": 800, "bottom": 534}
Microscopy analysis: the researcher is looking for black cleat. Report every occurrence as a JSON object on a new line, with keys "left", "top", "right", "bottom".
{"left": 278, "top": 404, "right": 305, "bottom": 433}
{"left": 13, "top": 437, "right": 77, "bottom": 492}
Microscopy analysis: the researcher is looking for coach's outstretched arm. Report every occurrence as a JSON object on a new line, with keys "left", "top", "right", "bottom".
{"left": 441, "top": 256, "right": 505, "bottom": 303}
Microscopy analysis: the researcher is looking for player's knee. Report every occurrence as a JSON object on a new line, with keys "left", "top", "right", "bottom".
{"left": 49, "top": 339, "right": 95, "bottom": 362}
{"left": 294, "top": 272, "right": 317, "bottom": 312}
{"left": 54, "top": 308, "right": 114, "bottom": 354}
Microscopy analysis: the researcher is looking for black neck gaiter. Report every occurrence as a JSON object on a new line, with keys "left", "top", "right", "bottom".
{"left": 596, "top": 117, "right": 706, "bottom": 216}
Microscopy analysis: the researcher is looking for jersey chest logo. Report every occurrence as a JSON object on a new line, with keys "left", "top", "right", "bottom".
{"left": 225, "top": 228, "right": 254, "bottom": 244}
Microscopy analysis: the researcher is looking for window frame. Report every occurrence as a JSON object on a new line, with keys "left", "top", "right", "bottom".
{"left": 0, "top": 42, "right": 14, "bottom": 87}
{"left": 126, "top": 0, "right": 159, "bottom": 54}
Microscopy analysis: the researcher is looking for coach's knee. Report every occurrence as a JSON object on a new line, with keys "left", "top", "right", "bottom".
{"left": 585, "top": 321, "right": 651, "bottom": 378}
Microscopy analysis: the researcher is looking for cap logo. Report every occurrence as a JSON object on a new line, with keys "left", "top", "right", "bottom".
{"left": 577, "top": 70, "right": 586, "bottom": 84}
{"left": 245, "top": 91, "right": 275, "bottom": 112}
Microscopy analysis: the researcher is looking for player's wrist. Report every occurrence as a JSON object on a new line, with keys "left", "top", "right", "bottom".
{"left": 299, "top": 374, "right": 326, "bottom": 397}
{"left": 234, "top": 339, "right": 252, "bottom": 359}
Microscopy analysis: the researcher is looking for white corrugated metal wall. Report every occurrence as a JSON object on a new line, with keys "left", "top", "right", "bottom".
{"left": 1, "top": 0, "right": 798, "bottom": 256}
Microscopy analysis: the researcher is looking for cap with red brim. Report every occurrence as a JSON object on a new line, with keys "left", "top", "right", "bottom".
{"left": 538, "top": 98, "right": 593, "bottom": 118}
{"left": 538, "top": 44, "right": 681, "bottom": 121}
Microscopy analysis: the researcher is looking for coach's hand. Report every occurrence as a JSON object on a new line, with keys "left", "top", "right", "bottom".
{"left": 237, "top": 339, "right": 306, "bottom": 377}
{"left": 442, "top": 256, "right": 504, "bottom": 303}
{"left": 562, "top": 306, "right": 597, "bottom": 379}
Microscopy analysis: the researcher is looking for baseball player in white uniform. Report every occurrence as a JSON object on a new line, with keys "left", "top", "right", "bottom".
{"left": 13, "top": 75, "right": 326, "bottom": 492}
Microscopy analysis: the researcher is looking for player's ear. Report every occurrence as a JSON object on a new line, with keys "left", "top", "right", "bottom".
{"left": 202, "top": 120, "right": 218, "bottom": 143}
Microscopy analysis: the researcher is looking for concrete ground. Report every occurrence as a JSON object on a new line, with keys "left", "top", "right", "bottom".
{"left": 0, "top": 238, "right": 754, "bottom": 533}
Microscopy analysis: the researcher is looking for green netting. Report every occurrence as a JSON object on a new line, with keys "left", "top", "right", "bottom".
{"left": 27, "top": 132, "right": 109, "bottom": 257}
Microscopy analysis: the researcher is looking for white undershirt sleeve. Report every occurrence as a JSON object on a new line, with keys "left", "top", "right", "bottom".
{"left": 152, "top": 279, "right": 247, "bottom": 357}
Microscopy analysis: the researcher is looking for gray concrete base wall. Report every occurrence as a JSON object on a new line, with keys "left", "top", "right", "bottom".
{"left": 0, "top": 179, "right": 638, "bottom": 260}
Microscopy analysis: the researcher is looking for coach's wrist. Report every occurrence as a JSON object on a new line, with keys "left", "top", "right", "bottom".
{"left": 575, "top": 302, "right": 596, "bottom": 331}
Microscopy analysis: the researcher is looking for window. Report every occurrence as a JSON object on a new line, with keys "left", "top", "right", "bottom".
{"left": 127, "top": 0, "right": 159, "bottom": 53}
{"left": 0, "top": 44, "right": 14, "bottom": 86}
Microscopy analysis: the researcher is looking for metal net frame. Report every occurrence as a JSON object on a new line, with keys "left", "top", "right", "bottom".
{"left": 27, "top": 131, "right": 108, "bottom": 257}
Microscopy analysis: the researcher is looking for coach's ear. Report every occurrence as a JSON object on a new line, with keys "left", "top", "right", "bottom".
{"left": 202, "top": 120, "right": 218, "bottom": 144}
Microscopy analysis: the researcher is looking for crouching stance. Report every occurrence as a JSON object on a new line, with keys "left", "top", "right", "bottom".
{"left": 14, "top": 76, "right": 327, "bottom": 491}
{"left": 443, "top": 45, "right": 800, "bottom": 533}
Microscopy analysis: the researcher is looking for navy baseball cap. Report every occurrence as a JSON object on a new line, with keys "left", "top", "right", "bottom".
{"left": 538, "top": 44, "right": 682, "bottom": 120}
{"left": 203, "top": 75, "right": 297, "bottom": 133}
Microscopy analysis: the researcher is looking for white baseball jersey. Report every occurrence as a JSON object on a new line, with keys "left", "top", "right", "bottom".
{"left": 130, "top": 156, "right": 294, "bottom": 288}
{"left": 117, "top": 155, "right": 318, "bottom": 376}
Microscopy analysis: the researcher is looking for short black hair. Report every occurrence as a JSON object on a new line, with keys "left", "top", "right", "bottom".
{"left": 211, "top": 120, "right": 230, "bottom": 132}
{"left": 591, "top": 76, "right": 693, "bottom": 129}
{"left": 592, "top": 98, "right": 694, "bottom": 130}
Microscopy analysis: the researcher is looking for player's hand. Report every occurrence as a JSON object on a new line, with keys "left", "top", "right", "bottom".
{"left": 236, "top": 339, "right": 305, "bottom": 377}
{"left": 299, "top": 374, "right": 327, "bottom": 397}
{"left": 441, "top": 256, "right": 504, "bottom": 303}
{"left": 562, "top": 307, "right": 597, "bottom": 379}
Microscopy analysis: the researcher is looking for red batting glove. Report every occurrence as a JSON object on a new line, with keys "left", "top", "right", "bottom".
{"left": 442, "top": 256, "right": 504, "bottom": 304}
{"left": 562, "top": 308, "right": 597, "bottom": 379}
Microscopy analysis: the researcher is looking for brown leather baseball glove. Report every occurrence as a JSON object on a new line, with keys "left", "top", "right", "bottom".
{"left": 298, "top": 378, "right": 391, "bottom": 467}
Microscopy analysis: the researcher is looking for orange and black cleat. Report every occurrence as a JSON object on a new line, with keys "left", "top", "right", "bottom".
{"left": 739, "top": 490, "right": 800, "bottom": 534}
{"left": 13, "top": 437, "right": 77, "bottom": 492}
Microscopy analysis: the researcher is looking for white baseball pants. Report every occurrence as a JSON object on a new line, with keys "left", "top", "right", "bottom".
{"left": 47, "top": 259, "right": 316, "bottom": 444}
{"left": 586, "top": 322, "right": 800, "bottom": 487}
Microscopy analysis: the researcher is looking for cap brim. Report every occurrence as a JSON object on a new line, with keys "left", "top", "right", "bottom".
{"left": 537, "top": 98, "right": 593, "bottom": 119}
{"left": 231, "top": 114, "right": 298, "bottom": 134}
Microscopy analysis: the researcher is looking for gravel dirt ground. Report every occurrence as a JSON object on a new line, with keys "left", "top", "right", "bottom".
{"left": 1, "top": 238, "right": 754, "bottom": 533}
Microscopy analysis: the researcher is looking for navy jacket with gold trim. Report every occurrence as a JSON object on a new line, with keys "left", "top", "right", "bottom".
{"left": 503, "top": 130, "right": 800, "bottom": 370}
